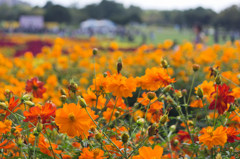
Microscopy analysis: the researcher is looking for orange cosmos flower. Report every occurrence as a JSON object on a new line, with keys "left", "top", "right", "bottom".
{"left": 103, "top": 108, "right": 119, "bottom": 122}
{"left": 106, "top": 74, "right": 136, "bottom": 98}
{"left": 4, "top": 96, "right": 19, "bottom": 120}
{"left": 146, "top": 102, "right": 163, "bottom": 123}
{"left": 137, "top": 92, "right": 157, "bottom": 106}
{"left": 177, "top": 130, "right": 198, "bottom": 145}
{"left": 132, "top": 110, "right": 144, "bottom": 121}
{"left": 226, "top": 127, "right": 240, "bottom": 143}
{"left": 38, "top": 134, "right": 62, "bottom": 157}
{"left": 228, "top": 108, "right": 240, "bottom": 128}
{"left": 82, "top": 90, "right": 106, "bottom": 109}
{"left": 195, "top": 80, "right": 214, "bottom": 101}
{"left": 25, "top": 77, "right": 46, "bottom": 98}
{"left": 105, "top": 138, "right": 128, "bottom": 157}
{"left": 107, "top": 97, "right": 126, "bottom": 110}
{"left": 199, "top": 126, "right": 227, "bottom": 149}
{"left": 209, "top": 84, "right": 235, "bottom": 114}
{"left": 190, "top": 99, "right": 204, "bottom": 108}
{"left": 132, "top": 145, "right": 163, "bottom": 159}
{"left": 0, "top": 120, "right": 12, "bottom": 134}
{"left": 231, "top": 87, "right": 240, "bottom": 99}
{"left": 55, "top": 103, "right": 97, "bottom": 137}
{"left": 0, "top": 139, "right": 15, "bottom": 149}
{"left": 79, "top": 148, "right": 104, "bottom": 159}
{"left": 90, "top": 74, "right": 109, "bottom": 95}
{"left": 138, "top": 67, "right": 175, "bottom": 91}
{"left": 23, "top": 102, "right": 56, "bottom": 124}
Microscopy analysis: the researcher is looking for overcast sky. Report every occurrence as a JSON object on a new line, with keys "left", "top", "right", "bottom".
{"left": 26, "top": 0, "right": 240, "bottom": 12}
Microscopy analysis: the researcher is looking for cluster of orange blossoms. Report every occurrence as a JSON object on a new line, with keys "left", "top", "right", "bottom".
{"left": 0, "top": 35, "right": 239, "bottom": 158}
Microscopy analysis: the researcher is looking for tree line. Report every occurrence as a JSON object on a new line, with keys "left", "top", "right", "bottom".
{"left": 0, "top": 0, "right": 239, "bottom": 30}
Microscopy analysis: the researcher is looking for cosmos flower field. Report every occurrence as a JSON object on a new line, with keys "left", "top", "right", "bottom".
{"left": 0, "top": 34, "right": 239, "bottom": 158}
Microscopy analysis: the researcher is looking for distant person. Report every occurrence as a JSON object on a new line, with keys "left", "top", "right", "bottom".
{"left": 193, "top": 24, "right": 205, "bottom": 44}
{"left": 141, "top": 33, "right": 147, "bottom": 45}
{"left": 230, "top": 31, "right": 235, "bottom": 43}
{"left": 222, "top": 31, "right": 227, "bottom": 42}
{"left": 214, "top": 27, "right": 219, "bottom": 43}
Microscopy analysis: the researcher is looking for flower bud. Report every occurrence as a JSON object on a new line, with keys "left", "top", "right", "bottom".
{"left": 192, "top": 64, "right": 200, "bottom": 72}
{"left": 133, "top": 103, "right": 139, "bottom": 108}
{"left": 117, "top": 57, "right": 122, "bottom": 74}
{"left": 170, "top": 125, "right": 176, "bottom": 132}
{"left": 177, "top": 116, "right": 181, "bottom": 120}
{"left": 78, "top": 96, "right": 87, "bottom": 108}
{"left": 103, "top": 72, "right": 108, "bottom": 77}
{"left": 176, "top": 105, "right": 181, "bottom": 112}
{"left": 95, "top": 133, "right": 102, "bottom": 142}
{"left": 197, "top": 87, "right": 204, "bottom": 99}
{"left": 229, "top": 147, "right": 234, "bottom": 153}
{"left": 173, "top": 139, "right": 179, "bottom": 146}
{"left": 0, "top": 102, "right": 8, "bottom": 110}
{"left": 161, "top": 59, "right": 168, "bottom": 68}
{"left": 60, "top": 88, "right": 67, "bottom": 95}
{"left": 68, "top": 80, "right": 78, "bottom": 93}
{"left": 136, "top": 118, "right": 145, "bottom": 126}
{"left": 163, "top": 85, "right": 172, "bottom": 94}
{"left": 182, "top": 89, "right": 187, "bottom": 96}
{"left": 16, "top": 137, "right": 24, "bottom": 147}
{"left": 158, "top": 94, "right": 165, "bottom": 101}
{"left": 147, "top": 92, "right": 156, "bottom": 100}
{"left": 215, "top": 76, "right": 221, "bottom": 85}
{"left": 121, "top": 133, "right": 129, "bottom": 144}
{"left": 160, "top": 114, "right": 168, "bottom": 125}
{"left": 148, "top": 123, "right": 158, "bottom": 136}
{"left": 4, "top": 89, "right": 13, "bottom": 99}
{"left": 174, "top": 90, "right": 182, "bottom": 98}
{"left": 60, "top": 95, "right": 67, "bottom": 103}
{"left": 188, "top": 120, "right": 194, "bottom": 127}
{"left": 93, "top": 48, "right": 98, "bottom": 56}
{"left": 24, "top": 101, "right": 35, "bottom": 107}
{"left": 22, "top": 94, "right": 32, "bottom": 102}
{"left": 36, "top": 122, "right": 43, "bottom": 132}
{"left": 183, "top": 103, "right": 188, "bottom": 107}
{"left": 216, "top": 153, "right": 222, "bottom": 159}
{"left": 33, "top": 128, "right": 39, "bottom": 136}
{"left": 115, "top": 111, "right": 120, "bottom": 118}
{"left": 166, "top": 96, "right": 177, "bottom": 106}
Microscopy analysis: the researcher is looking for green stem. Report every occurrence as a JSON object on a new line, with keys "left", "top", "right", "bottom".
{"left": 213, "top": 86, "right": 219, "bottom": 128}
{"left": 84, "top": 108, "right": 125, "bottom": 157}
{"left": 187, "top": 73, "right": 196, "bottom": 105}
{"left": 127, "top": 136, "right": 148, "bottom": 158}
{"left": 163, "top": 126, "right": 173, "bottom": 159}
{"left": 109, "top": 97, "right": 118, "bottom": 125}
{"left": 6, "top": 109, "right": 21, "bottom": 125}
{"left": 144, "top": 101, "right": 151, "bottom": 122}
{"left": 33, "top": 136, "right": 38, "bottom": 159}
{"left": 44, "top": 126, "right": 56, "bottom": 159}
{"left": 124, "top": 143, "right": 127, "bottom": 158}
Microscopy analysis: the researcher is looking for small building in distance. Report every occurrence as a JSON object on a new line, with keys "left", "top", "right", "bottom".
{"left": 0, "top": 0, "right": 22, "bottom": 6}
{"left": 19, "top": 15, "right": 44, "bottom": 31}
{"left": 80, "top": 19, "right": 116, "bottom": 35}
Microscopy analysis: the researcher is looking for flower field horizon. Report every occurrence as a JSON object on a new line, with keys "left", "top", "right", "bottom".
{"left": 0, "top": 34, "right": 239, "bottom": 158}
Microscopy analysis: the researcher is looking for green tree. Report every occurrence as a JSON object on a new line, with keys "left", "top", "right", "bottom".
{"left": 44, "top": 5, "right": 71, "bottom": 23}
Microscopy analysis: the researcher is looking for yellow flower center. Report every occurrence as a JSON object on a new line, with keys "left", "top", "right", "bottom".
{"left": 68, "top": 113, "right": 75, "bottom": 122}
{"left": 207, "top": 128, "right": 213, "bottom": 137}
{"left": 93, "top": 149, "right": 100, "bottom": 158}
